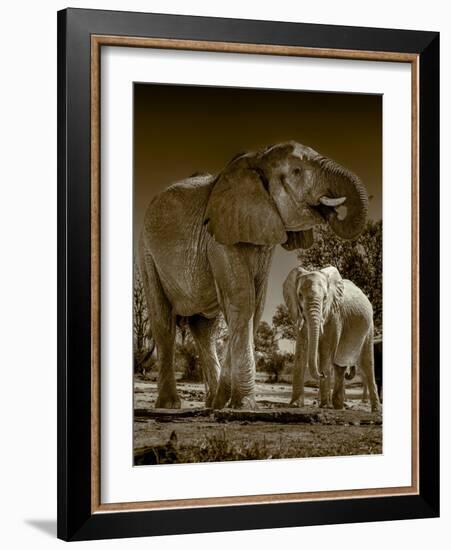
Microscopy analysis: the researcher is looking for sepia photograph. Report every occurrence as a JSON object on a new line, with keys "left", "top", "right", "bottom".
{"left": 133, "top": 83, "right": 383, "bottom": 466}
{"left": 55, "top": 8, "right": 440, "bottom": 541}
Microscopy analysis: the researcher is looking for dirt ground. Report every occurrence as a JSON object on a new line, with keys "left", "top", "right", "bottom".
{"left": 134, "top": 375, "right": 382, "bottom": 465}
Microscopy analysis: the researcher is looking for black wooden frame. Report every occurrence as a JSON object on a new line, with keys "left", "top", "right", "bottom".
{"left": 57, "top": 8, "right": 439, "bottom": 541}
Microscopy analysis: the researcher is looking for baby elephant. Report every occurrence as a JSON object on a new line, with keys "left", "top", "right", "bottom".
{"left": 283, "top": 266, "right": 381, "bottom": 412}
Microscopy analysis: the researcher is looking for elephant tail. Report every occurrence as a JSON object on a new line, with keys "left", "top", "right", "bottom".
{"left": 345, "top": 366, "right": 356, "bottom": 380}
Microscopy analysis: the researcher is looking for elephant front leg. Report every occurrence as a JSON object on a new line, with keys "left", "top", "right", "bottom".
{"left": 208, "top": 244, "right": 263, "bottom": 410}
{"left": 332, "top": 365, "right": 346, "bottom": 409}
{"left": 290, "top": 325, "right": 307, "bottom": 407}
{"left": 213, "top": 345, "right": 231, "bottom": 409}
{"left": 228, "top": 311, "right": 256, "bottom": 409}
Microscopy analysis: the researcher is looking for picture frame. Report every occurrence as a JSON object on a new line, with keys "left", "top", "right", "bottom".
{"left": 57, "top": 7, "right": 439, "bottom": 541}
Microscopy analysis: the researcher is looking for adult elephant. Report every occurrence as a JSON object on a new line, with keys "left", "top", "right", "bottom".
{"left": 138, "top": 142, "right": 368, "bottom": 409}
{"left": 283, "top": 266, "right": 380, "bottom": 412}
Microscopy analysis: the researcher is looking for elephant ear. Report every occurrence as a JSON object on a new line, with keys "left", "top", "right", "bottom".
{"left": 204, "top": 158, "right": 286, "bottom": 246}
{"left": 283, "top": 267, "right": 309, "bottom": 323}
{"left": 321, "top": 266, "right": 344, "bottom": 317}
{"left": 282, "top": 229, "right": 314, "bottom": 251}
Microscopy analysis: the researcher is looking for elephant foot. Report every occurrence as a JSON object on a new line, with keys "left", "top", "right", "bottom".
{"left": 229, "top": 394, "right": 257, "bottom": 410}
{"left": 212, "top": 382, "right": 231, "bottom": 410}
{"left": 205, "top": 388, "right": 218, "bottom": 409}
{"left": 289, "top": 396, "right": 305, "bottom": 408}
{"left": 155, "top": 389, "right": 181, "bottom": 409}
{"left": 332, "top": 394, "right": 344, "bottom": 410}
{"left": 320, "top": 401, "right": 333, "bottom": 409}
{"left": 371, "top": 401, "right": 382, "bottom": 413}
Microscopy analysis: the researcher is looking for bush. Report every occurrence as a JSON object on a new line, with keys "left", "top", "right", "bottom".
{"left": 176, "top": 342, "right": 202, "bottom": 382}
{"left": 257, "top": 350, "right": 289, "bottom": 383}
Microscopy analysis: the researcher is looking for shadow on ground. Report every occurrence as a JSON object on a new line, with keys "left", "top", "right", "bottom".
{"left": 25, "top": 519, "right": 57, "bottom": 538}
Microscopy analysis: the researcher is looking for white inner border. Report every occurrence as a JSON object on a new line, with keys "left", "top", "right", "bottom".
{"left": 101, "top": 46, "right": 412, "bottom": 505}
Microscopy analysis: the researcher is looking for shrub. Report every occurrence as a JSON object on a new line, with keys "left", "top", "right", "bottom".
{"left": 176, "top": 342, "right": 202, "bottom": 382}
{"left": 257, "top": 350, "right": 289, "bottom": 383}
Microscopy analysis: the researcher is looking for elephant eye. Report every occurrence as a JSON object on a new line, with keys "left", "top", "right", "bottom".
{"left": 292, "top": 167, "right": 303, "bottom": 176}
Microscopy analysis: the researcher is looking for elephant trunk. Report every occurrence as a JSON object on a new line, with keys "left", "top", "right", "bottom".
{"left": 305, "top": 298, "right": 323, "bottom": 379}
{"left": 314, "top": 155, "right": 368, "bottom": 240}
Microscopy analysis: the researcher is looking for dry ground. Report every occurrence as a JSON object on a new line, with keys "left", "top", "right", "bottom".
{"left": 134, "top": 374, "right": 382, "bottom": 465}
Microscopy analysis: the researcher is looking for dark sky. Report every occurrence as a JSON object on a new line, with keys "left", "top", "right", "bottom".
{"left": 134, "top": 83, "right": 382, "bottom": 334}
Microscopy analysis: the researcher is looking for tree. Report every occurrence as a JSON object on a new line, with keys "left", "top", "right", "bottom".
{"left": 133, "top": 269, "right": 155, "bottom": 373}
{"left": 133, "top": 269, "right": 148, "bottom": 354}
{"left": 272, "top": 304, "right": 296, "bottom": 342}
{"left": 254, "top": 321, "right": 278, "bottom": 356}
{"left": 297, "top": 220, "right": 382, "bottom": 333}
{"left": 254, "top": 321, "right": 287, "bottom": 382}
{"left": 264, "top": 351, "right": 288, "bottom": 383}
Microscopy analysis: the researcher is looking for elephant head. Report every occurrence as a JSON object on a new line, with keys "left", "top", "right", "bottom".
{"left": 204, "top": 141, "right": 368, "bottom": 248}
{"left": 283, "top": 266, "right": 344, "bottom": 379}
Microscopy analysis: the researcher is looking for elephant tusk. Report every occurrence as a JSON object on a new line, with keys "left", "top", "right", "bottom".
{"left": 319, "top": 196, "right": 347, "bottom": 207}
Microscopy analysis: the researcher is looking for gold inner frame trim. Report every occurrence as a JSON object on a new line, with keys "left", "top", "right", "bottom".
{"left": 90, "top": 34, "right": 420, "bottom": 514}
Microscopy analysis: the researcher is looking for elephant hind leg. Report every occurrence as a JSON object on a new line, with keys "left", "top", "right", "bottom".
{"left": 319, "top": 349, "right": 333, "bottom": 408}
{"left": 358, "top": 335, "right": 381, "bottom": 413}
{"left": 332, "top": 365, "right": 346, "bottom": 409}
{"left": 138, "top": 250, "right": 180, "bottom": 409}
{"left": 362, "top": 382, "right": 369, "bottom": 403}
{"left": 188, "top": 315, "right": 221, "bottom": 408}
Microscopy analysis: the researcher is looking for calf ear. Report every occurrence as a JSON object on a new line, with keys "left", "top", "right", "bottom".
{"left": 321, "top": 266, "right": 344, "bottom": 314}
{"left": 283, "top": 267, "right": 309, "bottom": 323}
{"left": 204, "top": 158, "right": 286, "bottom": 246}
